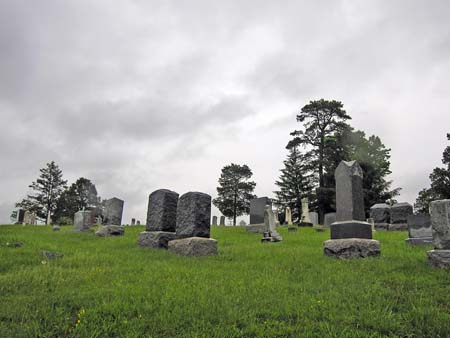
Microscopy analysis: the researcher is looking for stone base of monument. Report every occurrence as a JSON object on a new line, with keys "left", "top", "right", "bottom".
{"left": 405, "top": 237, "right": 433, "bottom": 246}
{"left": 374, "top": 223, "right": 389, "bottom": 230}
{"left": 261, "top": 231, "right": 282, "bottom": 243}
{"left": 246, "top": 224, "right": 268, "bottom": 234}
{"left": 168, "top": 237, "right": 218, "bottom": 256}
{"left": 287, "top": 226, "right": 298, "bottom": 232}
{"left": 427, "top": 250, "right": 450, "bottom": 269}
{"left": 95, "top": 225, "right": 124, "bottom": 237}
{"left": 388, "top": 223, "right": 408, "bottom": 231}
{"left": 330, "top": 221, "right": 372, "bottom": 239}
{"left": 52, "top": 225, "right": 61, "bottom": 231}
{"left": 138, "top": 231, "right": 177, "bottom": 249}
{"left": 324, "top": 238, "right": 381, "bottom": 259}
{"left": 298, "top": 222, "right": 313, "bottom": 227}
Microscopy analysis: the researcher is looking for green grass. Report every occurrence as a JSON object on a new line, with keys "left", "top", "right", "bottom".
{"left": 1, "top": 225, "right": 449, "bottom": 338}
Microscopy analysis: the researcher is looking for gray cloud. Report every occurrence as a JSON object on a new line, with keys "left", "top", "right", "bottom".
{"left": 1, "top": 0, "right": 450, "bottom": 223}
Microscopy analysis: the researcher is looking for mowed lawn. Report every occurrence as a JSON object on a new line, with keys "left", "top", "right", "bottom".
{"left": 1, "top": 225, "right": 449, "bottom": 338}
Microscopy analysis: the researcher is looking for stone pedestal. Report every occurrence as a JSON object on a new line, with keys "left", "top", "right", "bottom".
{"left": 246, "top": 223, "right": 268, "bottom": 234}
{"left": 330, "top": 221, "right": 372, "bottom": 239}
{"left": 138, "top": 231, "right": 177, "bottom": 249}
{"left": 95, "top": 225, "right": 124, "bottom": 237}
{"left": 324, "top": 239, "right": 381, "bottom": 259}
{"left": 427, "top": 250, "right": 450, "bottom": 269}
{"left": 406, "top": 214, "right": 432, "bottom": 245}
{"left": 168, "top": 237, "right": 218, "bottom": 256}
{"left": 406, "top": 237, "right": 433, "bottom": 245}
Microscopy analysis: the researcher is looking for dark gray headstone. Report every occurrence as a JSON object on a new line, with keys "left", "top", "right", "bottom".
{"left": 335, "top": 161, "right": 365, "bottom": 222}
{"left": 212, "top": 216, "right": 218, "bottom": 226}
{"left": 176, "top": 192, "right": 211, "bottom": 238}
{"left": 131, "top": 218, "right": 136, "bottom": 226}
{"left": 330, "top": 221, "right": 372, "bottom": 239}
{"left": 391, "top": 202, "right": 413, "bottom": 224}
{"left": 407, "top": 214, "right": 432, "bottom": 238}
{"left": 146, "top": 189, "right": 179, "bottom": 232}
{"left": 250, "top": 197, "right": 271, "bottom": 224}
{"left": 430, "top": 200, "right": 450, "bottom": 249}
{"left": 370, "top": 203, "right": 391, "bottom": 224}
{"left": 219, "top": 216, "right": 225, "bottom": 226}
{"left": 104, "top": 198, "right": 124, "bottom": 225}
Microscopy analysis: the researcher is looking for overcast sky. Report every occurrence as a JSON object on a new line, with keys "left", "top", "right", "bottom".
{"left": 1, "top": 0, "right": 450, "bottom": 224}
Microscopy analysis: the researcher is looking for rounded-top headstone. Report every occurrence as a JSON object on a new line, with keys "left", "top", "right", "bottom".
{"left": 104, "top": 197, "right": 124, "bottom": 225}
{"left": 335, "top": 160, "right": 365, "bottom": 222}
{"left": 370, "top": 203, "right": 391, "bottom": 224}
{"left": 176, "top": 192, "right": 212, "bottom": 238}
{"left": 146, "top": 189, "right": 179, "bottom": 232}
{"left": 430, "top": 199, "right": 450, "bottom": 249}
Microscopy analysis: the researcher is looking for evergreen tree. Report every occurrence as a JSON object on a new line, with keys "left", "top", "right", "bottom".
{"left": 274, "top": 146, "right": 316, "bottom": 224}
{"left": 16, "top": 161, "right": 67, "bottom": 224}
{"left": 415, "top": 133, "right": 450, "bottom": 213}
{"left": 213, "top": 163, "right": 256, "bottom": 226}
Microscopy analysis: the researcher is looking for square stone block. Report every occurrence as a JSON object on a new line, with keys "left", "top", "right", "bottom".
{"left": 168, "top": 237, "right": 218, "bottom": 256}
{"left": 324, "top": 238, "right": 381, "bottom": 259}
{"left": 330, "top": 221, "right": 372, "bottom": 239}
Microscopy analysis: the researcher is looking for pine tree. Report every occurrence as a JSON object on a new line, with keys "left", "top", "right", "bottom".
{"left": 16, "top": 161, "right": 67, "bottom": 224}
{"left": 213, "top": 163, "right": 256, "bottom": 225}
{"left": 274, "top": 146, "right": 316, "bottom": 224}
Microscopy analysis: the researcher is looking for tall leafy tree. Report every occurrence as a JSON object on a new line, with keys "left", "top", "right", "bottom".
{"left": 54, "top": 177, "right": 99, "bottom": 221}
{"left": 274, "top": 146, "right": 316, "bottom": 224}
{"left": 415, "top": 133, "right": 450, "bottom": 213}
{"left": 16, "top": 161, "right": 67, "bottom": 224}
{"left": 213, "top": 163, "right": 256, "bottom": 226}
{"left": 288, "top": 99, "right": 351, "bottom": 221}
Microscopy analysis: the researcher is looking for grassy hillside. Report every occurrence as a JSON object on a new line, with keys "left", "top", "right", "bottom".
{"left": 1, "top": 225, "right": 449, "bottom": 338}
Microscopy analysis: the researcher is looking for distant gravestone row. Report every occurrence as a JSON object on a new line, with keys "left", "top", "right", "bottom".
{"left": 138, "top": 189, "right": 217, "bottom": 256}
{"left": 370, "top": 202, "right": 413, "bottom": 231}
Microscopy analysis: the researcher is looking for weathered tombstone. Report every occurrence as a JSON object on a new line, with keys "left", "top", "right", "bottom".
{"left": 261, "top": 205, "right": 282, "bottom": 242}
{"left": 299, "top": 198, "right": 312, "bottom": 226}
{"left": 212, "top": 216, "right": 218, "bottom": 226}
{"left": 219, "top": 216, "right": 225, "bottom": 226}
{"left": 95, "top": 225, "right": 124, "bottom": 237}
{"left": 324, "top": 213, "right": 336, "bottom": 228}
{"left": 131, "top": 218, "right": 136, "bottom": 226}
{"left": 309, "top": 212, "right": 319, "bottom": 226}
{"left": 247, "top": 197, "right": 271, "bottom": 233}
{"left": 285, "top": 207, "right": 293, "bottom": 225}
{"left": 370, "top": 203, "right": 390, "bottom": 230}
{"left": 390, "top": 202, "right": 413, "bottom": 231}
{"left": 104, "top": 197, "right": 124, "bottom": 225}
{"left": 406, "top": 214, "right": 432, "bottom": 245}
{"left": 168, "top": 191, "right": 217, "bottom": 256}
{"left": 137, "top": 220, "right": 141, "bottom": 225}
{"left": 138, "top": 189, "right": 178, "bottom": 249}
{"left": 239, "top": 220, "right": 246, "bottom": 226}
{"left": 324, "top": 161, "right": 380, "bottom": 259}
{"left": 74, "top": 210, "right": 93, "bottom": 232}
{"left": 427, "top": 200, "right": 450, "bottom": 268}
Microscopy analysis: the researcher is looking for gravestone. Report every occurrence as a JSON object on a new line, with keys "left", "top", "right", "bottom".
{"left": 325, "top": 161, "right": 379, "bottom": 259}
{"left": 324, "top": 213, "right": 336, "bottom": 228}
{"left": 131, "top": 218, "right": 136, "bottom": 226}
{"left": 23, "top": 211, "right": 37, "bottom": 225}
{"left": 212, "top": 216, "right": 218, "bottom": 226}
{"left": 239, "top": 220, "right": 246, "bottom": 226}
{"left": 261, "top": 205, "right": 282, "bottom": 242}
{"left": 10, "top": 209, "right": 25, "bottom": 224}
{"left": 300, "top": 198, "right": 312, "bottom": 226}
{"left": 390, "top": 202, "right": 413, "bottom": 231}
{"left": 74, "top": 210, "right": 93, "bottom": 232}
{"left": 247, "top": 197, "right": 271, "bottom": 233}
{"left": 104, "top": 197, "right": 124, "bottom": 225}
{"left": 138, "top": 189, "right": 178, "bottom": 249}
{"left": 219, "top": 216, "right": 225, "bottom": 226}
{"left": 309, "top": 212, "right": 319, "bottom": 226}
{"left": 137, "top": 220, "right": 141, "bottom": 225}
{"left": 427, "top": 200, "right": 450, "bottom": 268}
{"left": 285, "top": 207, "right": 292, "bottom": 225}
{"left": 370, "top": 203, "right": 390, "bottom": 230}
{"left": 168, "top": 191, "right": 217, "bottom": 256}
{"left": 405, "top": 214, "right": 432, "bottom": 245}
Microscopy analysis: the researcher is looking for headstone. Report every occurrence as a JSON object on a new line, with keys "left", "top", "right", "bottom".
{"left": 137, "top": 220, "right": 141, "bottom": 225}
{"left": 247, "top": 197, "right": 271, "bottom": 233}
{"left": 405, "top": 214, "right": 432, "bottom": 245}
{"left": 146, "top": 189, "right": 178, "bottom": 232}
{"left": 324, "top": 213, "right": 336, "bottom": 228}
{"left": 52, "top": 225, "right": 61, "bottom": 231}
{"left": 239, "top": 220, "right": 246, "bottom": 226}
{"left": 427, "top": 200, "right": 450, "bottom": 268}
{"left": 219, "top": 216, "right": 225, "bottom": 226}
{"left": 95, "top": 225, "right": 124, "bottom": 237}
{"left": 74, "top": 210, "right": 93, "bottom": 232}
{"left": 326, "top": 161, "right": 378, "bottom": 259}
{"left": 176, "top": 192, "right": 211, "bottom": 238}
{"left": 139, "top": 189, "right": 178, "bottom": 249}
{"left": 390, "top": 202, "right": 413, "bottom": 231}
{"left": 250, "top": 197, "right": 271, "bottom": 224}
{"left": 104, "top": 197, "right": 124, "bottom": 225}
{"left": 23, "top": 211, "right": 36, "bottom": 225}
{"left": 309, "top": 212, "right": 319, "bottom": 226}
{"left": 168, "top": 237, "right": 218, "bottom": 256}
{"left": 10, "top": 208, "right": 25, "bottom": 224}
{"left": 285, "top": 206, "right": 292, "bottom": 225}
{"left": 212, "top": 216, "right": 218, "bottom": 226}
{"left": 131, "top": 218, "right": 136, "bottom": 226}
{"left": 262, "top": 205, "right": 282, "bottom": 242}
{"left": 370, "top": 203, "right": 390, "bottom": 230}
{"left": 300, "top": 198, "right": 312, "bottom": 225}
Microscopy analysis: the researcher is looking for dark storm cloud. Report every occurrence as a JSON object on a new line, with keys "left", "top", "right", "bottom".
{"left": 1, "top": 0, "right": 450, "bottom": 223}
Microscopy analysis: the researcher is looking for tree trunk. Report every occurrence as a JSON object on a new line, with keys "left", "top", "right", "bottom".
{"left": 233, "top": 192, "right": 237, "bottom": 226}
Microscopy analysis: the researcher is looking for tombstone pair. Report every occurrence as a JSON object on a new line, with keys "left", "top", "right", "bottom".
{"left": 138, "top": 189, "right": 217, "bottom": 256}
{"left": 324, "top": 161, "right": 381, "bottom": 259}
{"left": 370, "top": 202, "right": 413, "bottom": 231}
